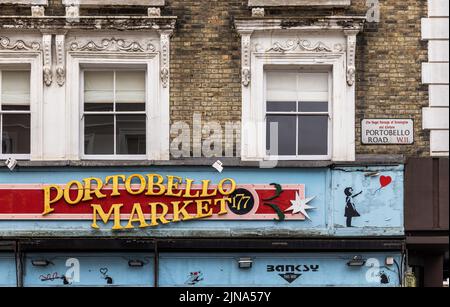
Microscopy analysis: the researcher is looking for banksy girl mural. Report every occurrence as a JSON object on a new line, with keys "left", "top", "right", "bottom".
{"left": 344, "top": 188, "right": 363, "bottom": 227}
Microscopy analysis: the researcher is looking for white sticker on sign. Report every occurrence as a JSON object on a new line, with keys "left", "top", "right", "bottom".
{"left": 362, "top": 119, "right": 414, "bottom": 145}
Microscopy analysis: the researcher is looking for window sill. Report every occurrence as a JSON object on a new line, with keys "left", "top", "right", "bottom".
{"left": 4, "top": 155, "right": 406, "bottom": 169}
{"left": 0, "top": 0, "right": 48, "bottom": 5}
{"left": 248, "top": 0, "right": 351, "bottom": 7}
{"left": 62, "top": 0, "right": 165, "bottom": 7}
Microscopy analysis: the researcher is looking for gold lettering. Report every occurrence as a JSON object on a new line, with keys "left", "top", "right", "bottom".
{"left": 183, "top": 178, "right": 200, "bottom": 198}
{"left": 105, "top": 175, "right": 126, "bottom": 197}
{"left": 148, "top": 202, "right": 170, "bottom": 226}
{"left": 125, "top": 174, "right": 146, "bottom": 195}
{"left": 218, "top": 178, "right": 236, "bottom": 196}
{"left": 125, "top": 203, "right": 150, "bottom": 229}
{"left": 91, "top": 204, "right": 124, "bottom": 230}
{"left": 166, "top": 176, "right": 183, "bottom": 197}
{"left": 146, "top": 174, "right": 166, "bottom": 196}
{"left": 172, "top": 201, "right": 195, "bottom": 222}
{"left": 196, "top": 199, "right": 213, "bottom": 219}
{"left": 64, "top": 180, "right": 84, "bottom": 205}
{"left": 82, "top": 177, "right": 107, "bottom": 202}
{"left": 200, "top": 180, "right": 216, "bottom": 197}
{"left": 42, "top": 185, "right": 63, "bottom": 215}
{"left": 214, "top": 198, "right": 231, "bottom": 215}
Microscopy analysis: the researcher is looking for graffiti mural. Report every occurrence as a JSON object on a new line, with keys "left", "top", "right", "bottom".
{"left": 344, "top": 188, "right": 363, "bottom": 227}
{"left": 185, "top": 271, "right": 204, "bottom": 286}
{"left": 332, "top": 166, "right": 404, "bottom": 234}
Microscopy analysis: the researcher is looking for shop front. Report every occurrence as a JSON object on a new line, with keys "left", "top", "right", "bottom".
{"left": 0, "top": 165, "right": 405, "bottom": 287}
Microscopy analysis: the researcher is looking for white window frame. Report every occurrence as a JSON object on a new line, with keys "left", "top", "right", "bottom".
{"left": 264, "top": 67, "right": 333, "bottom": 161}
{"left": 244, "top": 52, "right": 351, "bottom": 161}
{"left": 80, "top": 67, "right": 148, "bottom": 160}
{"left": 236, "top": 18, "right": 364, "bottom": 162}
{"left": 66, "top": 54, "right": 168, "bottom": 161}
{"left": 0, "top": 56, "right": 43, "bottom": 161}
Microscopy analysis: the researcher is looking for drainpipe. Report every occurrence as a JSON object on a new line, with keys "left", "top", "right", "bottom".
{"left": 15, "top": 241, "right": 23, "bottom": 288}
{"left": 154, "top": 240, "right": 159, "bottom": 288}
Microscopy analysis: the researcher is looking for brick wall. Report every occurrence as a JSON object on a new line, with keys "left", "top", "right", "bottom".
{"left": 0, "top": 0, "right": 430, "bottom": 157}
{"left": 353, "top": 0, "right": 429, "bottom": 157}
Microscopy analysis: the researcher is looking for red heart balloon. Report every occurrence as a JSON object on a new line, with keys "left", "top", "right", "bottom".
{"left": 380, "top": 176, "right": 392, "bottom": 188}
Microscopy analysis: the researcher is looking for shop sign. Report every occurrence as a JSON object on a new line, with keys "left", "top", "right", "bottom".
{"left": 0, "top": 174, "right": 317, "bottom": 230}
{"left": 362, "top": 119, "right": 414, "bottom": 144}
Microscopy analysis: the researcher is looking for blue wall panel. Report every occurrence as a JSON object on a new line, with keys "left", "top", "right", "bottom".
{"left": 159, "top": 253, "right": 402, "bottom": 287}
{"left": 0, "top": 253, "right": 16, "bottom": 287}
{"left": 23, "top": 253, "right": 154, "bottom": 287}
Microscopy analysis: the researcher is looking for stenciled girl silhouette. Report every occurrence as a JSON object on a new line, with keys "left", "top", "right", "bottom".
{"left": 344, "top": 187, "right": 363, "bottom": 227}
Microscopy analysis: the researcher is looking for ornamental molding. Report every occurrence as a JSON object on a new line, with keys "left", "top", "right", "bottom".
{"left": 344, "top": 29, "right": 358, "bottom": 86}
{"left": 42, "top": 34, "right": 52, "bottom": 86}
{"left": 241, "top": 32, "right": 252, "bottom": 87}
{"left": 0, "top": 17, "right": 177, "bottom": 32}
{"left": 55, "top": 34, "right": 66, "bottom": 86}
{"left": 235, "top": 17, "right": 365, "bottom": 88}
{"left": 69, "top": 38, "right": 156, "bottom": 53}
{"left": 0, "top": 36, "right": 41, "bottom": 51}
{"left": 234, "top": 17, "right": 366, "bottom": 32}
{"left": 159, "top": 30, "right": 172, "bottom": 88}
{"left": 265, "top": 39, "right": 333, "bottom": 53}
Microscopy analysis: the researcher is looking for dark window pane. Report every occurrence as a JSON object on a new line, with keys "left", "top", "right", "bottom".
{"left": 2, "top": 114, "right": 30, "bottom": 154}
{"left": 298, "top": 115, "right": 328, "bottom": 156}
{"left": 116, "top": 103, "right": 145, "bottom": 112}
{"left": 1, "top": 105, "right": 30, "bottom": 111}
{"left": 266, "top": 115, "right": 296, "bottom": 156}
{"left": 267, "top": 101, "right": 296, "bottom": 112}
{"left": 116, "top": 115, "right": 146, "bottom": 155}
{"left": 299, "top": 102, "right": 328, "bottom": 112}
{"left": 84, "top": 115, "right": 114, "bottom": 155}
{"left": 84, "top": 103, "right": 113, "bottom": 112}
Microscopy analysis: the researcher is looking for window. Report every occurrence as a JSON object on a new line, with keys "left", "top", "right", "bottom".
{"left": 236, "top": 17, "right": 363, "bottom": 162}
{"left": 0, "top": 70, "right": 31, "bottom": 159}
{"left": 82, "top": 70, "right": 147, "bottom": 158}
{"left": 266, "top": 70, "right": 331, "bottom": 159}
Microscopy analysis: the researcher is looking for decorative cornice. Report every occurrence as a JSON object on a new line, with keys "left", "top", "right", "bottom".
{"left": 0, "top": 36, "right": 41, "bottom": 51}
{"left": 266, "top": 39, "right": 333, "bottom": 53}
{"left": 0, "top": 16, "right": 177, "bottom": 32}
{"left": 69, "top": 38, "right": 156, "bottom": 53}
{"left": 234, "top": 16, "right": 366, "bottom": 33}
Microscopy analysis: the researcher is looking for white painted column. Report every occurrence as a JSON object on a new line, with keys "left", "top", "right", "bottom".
{"left": 422, "top": 0, "right": 449, "bottom": 156}
{"left": 157, "top": 30, "right": 172, "bottom": 160}
{"left": 238, "top": 30, "right": 257, "bottom": 160}
{"left": 41, "top": 32, "right": 67, "bottom": 160}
